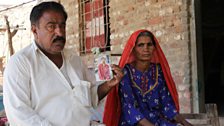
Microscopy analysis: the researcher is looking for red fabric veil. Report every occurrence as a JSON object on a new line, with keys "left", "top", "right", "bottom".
{"left": 103, "top": 29, "right": 180, "bottom": 126}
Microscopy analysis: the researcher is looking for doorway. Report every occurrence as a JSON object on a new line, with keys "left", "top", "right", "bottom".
{"left": 200, "top": 0, "right": 224, "bottom": 116}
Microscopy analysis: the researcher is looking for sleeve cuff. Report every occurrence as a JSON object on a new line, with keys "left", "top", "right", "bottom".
{"left": 91, "top": 84, "right": 99, "bottom": 108}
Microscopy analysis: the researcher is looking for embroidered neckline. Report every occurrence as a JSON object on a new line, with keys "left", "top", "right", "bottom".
{"left": 127, "top": 64, "right": 158, "bottom": 96}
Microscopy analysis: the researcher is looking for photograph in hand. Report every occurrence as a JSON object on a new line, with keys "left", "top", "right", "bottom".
{"left": 94, "top": 53, "right": 113, "bottom": 81}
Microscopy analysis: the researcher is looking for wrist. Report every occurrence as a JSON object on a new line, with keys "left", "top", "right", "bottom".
{"left": 104, "top": 81, "right": 113, "bottom": 91}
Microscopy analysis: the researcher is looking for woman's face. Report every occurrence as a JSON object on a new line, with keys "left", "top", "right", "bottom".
{"left": 133, "top": 36, "right": 154, "bottom": 62}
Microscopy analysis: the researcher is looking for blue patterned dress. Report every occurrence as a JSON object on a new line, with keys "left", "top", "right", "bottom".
{"left": 119, "top": 63, "right": 178, "bottom": 126}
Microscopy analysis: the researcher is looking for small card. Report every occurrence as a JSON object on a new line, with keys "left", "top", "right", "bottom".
{"left": 94, "top": 53, "right": 113, "bottom": 81}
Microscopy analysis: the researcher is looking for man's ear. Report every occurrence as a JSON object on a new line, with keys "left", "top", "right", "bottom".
{"left": 31, "top": 24, "right": 38, "bottom": 38}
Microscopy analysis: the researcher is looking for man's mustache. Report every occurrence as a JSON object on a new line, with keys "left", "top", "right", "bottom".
{"left": 53, "top": 36, "right": 66, "bottom": 43}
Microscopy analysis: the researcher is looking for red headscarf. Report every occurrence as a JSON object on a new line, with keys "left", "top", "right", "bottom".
{"left": 103, "top": 29, "right": 179, "bottom": 126}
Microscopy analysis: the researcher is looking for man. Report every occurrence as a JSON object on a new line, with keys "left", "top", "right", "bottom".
{"left": 3, "top": 1, "right": 123, "bottom": 126}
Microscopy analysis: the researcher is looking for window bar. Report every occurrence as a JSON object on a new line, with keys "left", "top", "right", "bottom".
{"left": 103, "top": 0, "right": 109, "bottom": 51}
{"left": 105, "top": 0, "right": 109, "bottom": 51}
{"left": 90, "top": 0, "right": 93, "bottom": 52}
{"left": 97, "top": 0, "right": 107, "bottom": 50}
{"left": 94, "top": 0, "right": 97, "bottom": 50}
{"left": 84, "top": 2, "right": 87, "bottom": 53}
{"left": 79, "top": 0, "right": 84, "bottom": 54}
{"left": 95, "top": 0, "right": 100, "bottom": 46}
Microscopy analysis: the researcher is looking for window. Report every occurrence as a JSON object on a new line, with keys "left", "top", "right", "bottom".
{"left": 79, "top": 0, "right": 110, "bottom": 54}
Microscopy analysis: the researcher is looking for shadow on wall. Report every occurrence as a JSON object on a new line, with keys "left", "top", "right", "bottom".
{"left": 0, "top": 56, "right": 5, "bottom": 74}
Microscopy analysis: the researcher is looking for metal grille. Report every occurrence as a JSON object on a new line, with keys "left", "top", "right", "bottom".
{"left": 79, "top": 0, "right": 110, "bottom": 54}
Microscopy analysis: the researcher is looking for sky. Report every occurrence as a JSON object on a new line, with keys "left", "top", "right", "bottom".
{"left": 0, "top": 0, "right": 32, "bottom": 5}
{"left": 0, "top": 0, "right": 35, "bottom": 10}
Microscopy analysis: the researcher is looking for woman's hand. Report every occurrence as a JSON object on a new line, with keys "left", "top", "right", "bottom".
{"left": 181, "top": 120, "right": 193, "bottom": 126}
{"left": 137, "top": 118, "right": 154, "bottom": 126}
{"left": 174, "top": 114, "right": 193, "bottom": 126}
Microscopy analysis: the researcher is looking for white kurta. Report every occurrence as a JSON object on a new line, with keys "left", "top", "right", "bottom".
{"left": 3, "top": 42, "right": 99, "bottom": 126}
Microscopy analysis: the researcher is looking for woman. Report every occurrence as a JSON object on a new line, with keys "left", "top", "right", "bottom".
{"left": 103, "top": 30, "right": 192, "bottom": 126}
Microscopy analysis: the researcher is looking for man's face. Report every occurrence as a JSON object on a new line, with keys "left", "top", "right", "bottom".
{"left": 32, "top": 10, "right": 66, "bottom": 55}
{"left": 101, "top": 58, "right": 106, "bottom": 64}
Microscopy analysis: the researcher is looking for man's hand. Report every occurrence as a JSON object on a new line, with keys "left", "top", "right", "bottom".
{"left": 97, "top": 64, "right": 124, "bottom": 101}
{"left": 107, "top": 64, "right": 124, "bottom": 87}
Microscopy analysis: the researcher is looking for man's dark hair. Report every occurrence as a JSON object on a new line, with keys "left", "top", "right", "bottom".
{"left": 30, "top": 1, "right": 68, "bottom": 26}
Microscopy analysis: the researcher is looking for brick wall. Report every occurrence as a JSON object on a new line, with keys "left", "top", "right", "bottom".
{"left": 0, "top": 0, "right": 195, "bottom": 112}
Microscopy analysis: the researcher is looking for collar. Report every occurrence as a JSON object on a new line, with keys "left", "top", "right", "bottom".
{"left": 32, "top": 41, "right": 74, "bottom": 60}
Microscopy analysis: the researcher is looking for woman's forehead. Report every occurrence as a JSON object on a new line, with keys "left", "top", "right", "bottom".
{"left": 136, "top": 36, "right": 152, "bottom": 43}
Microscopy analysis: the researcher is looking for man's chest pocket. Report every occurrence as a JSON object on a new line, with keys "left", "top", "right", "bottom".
{"left": 73, "top": 80, "right": 92, "bottom": 107}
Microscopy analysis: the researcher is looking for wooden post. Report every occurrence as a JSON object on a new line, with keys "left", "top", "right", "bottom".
{"left": 0, "top": 57, "right": 3, "bottom": 74}
{"left": 4, "top": 16, "right": 19, "bottom": 56}
{"left": 205, "top": 103, "right": 220, "bottom": 126}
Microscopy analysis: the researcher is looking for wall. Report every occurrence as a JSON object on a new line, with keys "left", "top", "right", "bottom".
{"left": 0, "top": 1, "right": 37, "bottom": 88}
{"left": 0, "top": 1, "right": 37, "bottom": 57}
